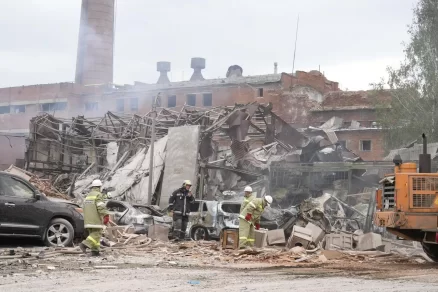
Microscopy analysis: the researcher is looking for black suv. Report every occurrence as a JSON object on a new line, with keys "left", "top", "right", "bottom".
{"left": 0, "top": 172, "right": 84, "bottom": 247}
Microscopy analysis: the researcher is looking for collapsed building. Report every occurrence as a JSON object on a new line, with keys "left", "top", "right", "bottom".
{"left": 24, "top": 101, "right": 394, "bottom": 241}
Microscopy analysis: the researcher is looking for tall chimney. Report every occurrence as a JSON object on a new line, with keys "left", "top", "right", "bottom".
{"left": 274, "top": 62, "right": 278, "bottom": 74}
{"left": 156, "top": 61, "right": 171, "bottom": 84}
{"left": 190, "top": 57, "right": 205, "bottom": 81}
{"left": 75, "top": 0, "right": 115, "bottom": 85}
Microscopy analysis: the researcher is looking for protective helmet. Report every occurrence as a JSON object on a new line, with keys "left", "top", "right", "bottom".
{"left": 183, "top": 180, "right": 192, "bottom": 186}
{"left": 91, "top": 179, "right": 103, "bottom": 188}
{"left": 264, "top": 195, "right": 273, "bottom": 206}
{"left": 244, "top": 186, "right": 253, "bottom": 192}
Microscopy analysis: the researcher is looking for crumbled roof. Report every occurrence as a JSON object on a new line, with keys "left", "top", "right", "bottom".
{"left": 311, "top": 90, "right": 392, "bottom": 111}
{"left": 127, "top": 74, "right": 282, "bottom": 91}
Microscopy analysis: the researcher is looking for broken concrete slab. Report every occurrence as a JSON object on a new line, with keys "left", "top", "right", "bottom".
{"left": 266, "top": 229, "right": 286, "bottom": 245}
{"left": 148, "top": 225, "right": 170, "bottom": 242}
{"left": 287, "top": 226, "right": 312, "bottom": 249}
{"left": 160, "top": 126, "right": 200, "bottom": 208}
{"left": 325, "top": 233, "right": 354, "bottom": 250}
{"left": 254, "top": 229, "right": 268, "bottom": 248}
{"left": 305, "top": 222, "right": 325, "bottom": 244}
{"left": 357, "top": 232, "right": 383, "bottom": 251}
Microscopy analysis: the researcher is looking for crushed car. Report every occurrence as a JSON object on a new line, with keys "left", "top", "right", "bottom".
{"left": 176, "top": 200, "right": 298, "bottom": 240}
{"left": 105, "top": 200, "right": 172, "bottom": 235}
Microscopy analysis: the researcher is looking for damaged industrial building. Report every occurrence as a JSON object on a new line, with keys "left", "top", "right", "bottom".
{"left": 19, "top": 99, "right": 395, "bottom": 251}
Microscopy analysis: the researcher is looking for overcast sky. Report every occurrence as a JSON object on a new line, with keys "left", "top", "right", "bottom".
{"left": 0, "top": 0, "right": 417, "bottom": 90}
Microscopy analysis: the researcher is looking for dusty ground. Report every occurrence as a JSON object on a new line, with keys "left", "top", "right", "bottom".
{"left": 2, "top": 264, "right": 438, "bottom": 292}
{"left": 1, "top": 240, "right": 438, "bottom": 291}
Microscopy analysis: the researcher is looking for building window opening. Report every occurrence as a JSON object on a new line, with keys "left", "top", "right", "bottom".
{"left": 168, "top": 95, "right": 176, "bottom": 108}
{"left": 85, "top": 102, "right": 98, "bottom": 112}
{"left": 187, "top": 94, "right": 196, "bottom": 106}
{"left": 130, "top": 98, "right": 139, "bottom": 111}
{"left": 116, "top": 99, "right": 124, "bottom": 112}
{"left": 11, "top": 105, "right": 25, "bottom": 114}
{"left": 41, "top": 102, "right": 67, "bottom": 112}
{"left": 0, "top": 106, "right": 10, "bottom": 114}
{"left": 360, "top": 140, "right": 372, "bottom": 152}
{"left": 258, "top": 88, "right": 264, "bottom": 97}
{"left": 203, "top": 93, "right": 212, "bottom": 107}
{"left": 338, "top": 140, "right": 347, "bottom": 150}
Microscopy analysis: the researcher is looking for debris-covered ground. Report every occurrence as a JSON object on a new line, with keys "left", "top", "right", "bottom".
{"left": 1, "top": 240, "right": 438, "bottom": 292}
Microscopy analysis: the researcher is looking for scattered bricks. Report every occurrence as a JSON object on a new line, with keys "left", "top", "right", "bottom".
{"left": 324, "top": 233, "right": 354, "bottom": 250}
{"left": 148, "top": 225, "right": 169, "bottom": 242}
{"left": 357, "top": 232, "right": 382, "bottom": 251}
{"left": 254, "top": 229, "right": 268, "bottom": 248}
{"left": 266, "top": 229, "right": 286, "bottom": 246}
{"left": 305, "top": 223, "right": 325, "bottom": 244}
{"left": 286, "top": 226, "right": 312, "bottom": 249}
{"left": 322, "top": 250, "right": 344, "bottom": 260}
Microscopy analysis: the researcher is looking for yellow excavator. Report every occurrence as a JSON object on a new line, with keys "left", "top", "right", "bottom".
{"left": 374, "top": 134, "right": 438, "bottom": 261}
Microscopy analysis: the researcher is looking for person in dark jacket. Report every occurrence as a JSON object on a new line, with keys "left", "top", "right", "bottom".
{"left": 169, "top": 180, "right": 195, "bottom": 240}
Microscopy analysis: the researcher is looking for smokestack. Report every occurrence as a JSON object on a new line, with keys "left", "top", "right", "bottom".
{"left": 75, "top": 0, "right": 115, "bottom": 86}
{"left": 156, "top": 61, "right": 171, "bottom": 84}
{"left": 190, "top": 57, "right": 205, "bottom": 81}
{"left": 419, "top": 133, "right": 432, "bottom": 173}
{"left": 274, "top": 62, "right": 278, "bottom": 74}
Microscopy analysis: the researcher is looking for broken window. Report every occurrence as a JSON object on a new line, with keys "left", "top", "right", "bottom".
{"left": 11, "top": 105, "right": 25, "bottom": 113}
{"left": 41, "top": 102, "right": 67, "bottom": 112}
{"left": 360, "top": 140, "right": 372, "bottom": 151}
{"left": 0, "top": 106, "right": 10, "bottom": 114}
{"left": 168, "top": 95, "right": 176, "bottom": 107}
{"left": 258, "top": 88, "right": 264, "bottom": 97}
{"left": 116, "top": 99, "right": 124, "bottom": 112}
{"left": 187, "top": 94, "right": 196, "bottom": 106}
{"left": 130, "top": 98, "right": 138, "bottom": 111}
{"left": 338, "top": 140, "right": 347, "bottom": 150}
{"left": 203, "top": 93, "right": 212, "bottom": 107}
{"left": 85, "top": 102, "right": 98, "bottom": 112}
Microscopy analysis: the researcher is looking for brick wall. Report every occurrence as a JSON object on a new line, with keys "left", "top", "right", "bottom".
{"left": 310, "top": 109, "right": 378, "bottom": 127}
{"left": 336, "top": 129, "right": 385, "bottom": 161}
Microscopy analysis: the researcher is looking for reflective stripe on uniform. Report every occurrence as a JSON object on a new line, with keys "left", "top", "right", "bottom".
{"left": 85, "top": 224, "right": 104, "bottom": 229}
{"left": 96, "top": 202, "right": 105, "bottom": 207}
{"left": 249, "top": 202, "right": 256, "bottom": 208}
{"left": 86, "top": 196, "right": 97, "bottom": 200}
{"left": 247, "top": 239, "right": 255, "bottom": 242}
{"left": 239, "top": 237, "right": 247, "bottom": 240}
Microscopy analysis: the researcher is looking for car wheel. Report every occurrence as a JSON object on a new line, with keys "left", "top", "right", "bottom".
{"left": 44, "top": 218, "right": 75, "bottom": 247}
{"left": 191, "top": 226, "right": 209, "bottom": 241}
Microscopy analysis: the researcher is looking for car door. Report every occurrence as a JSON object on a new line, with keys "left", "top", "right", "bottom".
{"left": 0, "top": 174, "right": 43, "bottom": 236}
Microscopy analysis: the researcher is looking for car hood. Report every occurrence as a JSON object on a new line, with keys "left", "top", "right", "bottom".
{"left": 47, "top": 197, "right": 80, "bottom": 208}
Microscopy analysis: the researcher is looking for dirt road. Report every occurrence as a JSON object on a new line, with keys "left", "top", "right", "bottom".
{"left": 1, "top": 266, "right": 438, "bottom": 292}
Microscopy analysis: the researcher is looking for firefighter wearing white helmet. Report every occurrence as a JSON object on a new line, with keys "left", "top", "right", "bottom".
{"left": 168, "top": 180, "right": 195, "bottom": 240}
{"left": 240, "top": 186, "right": 255, "bottom": 213}
{"left": 79, "top": 179, "right": 109, "bottom": 256}
{"left": 239, "top": 194, "right": 272, "bottom": 249}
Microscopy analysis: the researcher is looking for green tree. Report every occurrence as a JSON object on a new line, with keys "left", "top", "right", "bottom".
{"left": 375, "top": 0, "right": 438, "bottom": 150}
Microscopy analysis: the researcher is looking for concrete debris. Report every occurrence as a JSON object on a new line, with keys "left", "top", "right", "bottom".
{"left": 266, "top": 229, "right": 286, "bottom": 245}
{"left": 287, "top": 226, "right": 313, "bottom": 249}
{"left": 357, "top": 232, "right": 383, "bottom": 251}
